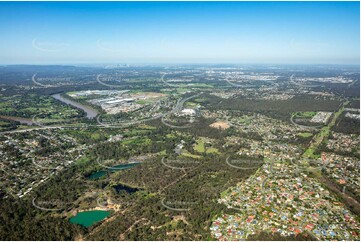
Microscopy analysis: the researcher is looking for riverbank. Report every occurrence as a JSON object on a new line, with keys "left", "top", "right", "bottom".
{"left": 0, "top": 115, "right": 34, "bottom": 125}
{"left": 52, "top": 93, "right": 99, "bottom": 119}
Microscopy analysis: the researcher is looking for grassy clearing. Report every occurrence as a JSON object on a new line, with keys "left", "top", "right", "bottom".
{"left": 121, "top": 137, "right": 153, "bottom": 145}
{"left": 166, "top": 133, "right": 176, "bottom": 138}
{"left": 184, "top": 102, "right": 199, "bottom": 108}
{"left": 298, "top": 132, "right": 313, "bottom": 138}
{"left": 157, "top": 150, "right": 167, "bottom": 156}
{"left": 194, "top": 98, "right": 207, "bottom": 103}
{"left": 302, "top": 101, "right": 349, "bottom": 158}
{"left": 293, "top": 111, "right": 317, "bottom": 118}
{"left": 194, "top": 138, "right": 220, "bottom": 154}
{"left": 124, "top": 129, "right": 152, "bottom": 136}
{"left": 138, "top": 124, "right": 156, "bottom": 130}
{"left": 135, "top": 100, "right": 148, "bottom": 105}
{"left": 303, "top": 148, "right": 321, "bottom": 159}
{"left": 181, "top": 150, "right": 202, "bottom": 159}
{"left": 0, "top": 121, "right": 10, "bottom": 126}
{"left": 194, "top": 139, "right": 205, "bottom": 153}
{"left": 206, "top": 147, "right": 220, "bottom": 154}
{"left": 176, "top": 88, "right": 191, "bottom": 93}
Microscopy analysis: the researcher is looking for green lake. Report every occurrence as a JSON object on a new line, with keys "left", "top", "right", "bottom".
{"left": 88, "top": 162, "right": 140, "bottom": 180}
{"left": 69, "top": 210, "right": 111, "bottom": 228}
{"left": 110, "top": 162, "right": 139, "bottom": 171}
{"left": 87, "top": 170, "right": 107, "bottom": 180}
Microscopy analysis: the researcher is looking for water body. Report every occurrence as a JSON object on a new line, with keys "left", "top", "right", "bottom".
{"left": 87, "top": 163, "right": 140, "bottom": 180}
{"left": 69, "top": 210, "right": 111, "bottom": 228}
{"left": 51, "top": 93, "right": 99, "bottom": 119}
{"left": 113, "top": 183, "right": 140, "bottom": 194}
{"left": 109, "top": 162, "right": 140, "bottom": 171}
{"left": 0, "top": 115, "right": 34, "bottom": 125}
{"left": 87, "top": 170, "right": 108, "bottom": 180}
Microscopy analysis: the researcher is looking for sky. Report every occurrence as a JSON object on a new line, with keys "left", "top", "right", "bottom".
{"left": 0, "top": 1, "right": 359, "bottom": 65}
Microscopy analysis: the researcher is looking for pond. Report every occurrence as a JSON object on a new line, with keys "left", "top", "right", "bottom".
{"left": 113, "top": 183, "right": 140, "bottom": 194}
{"left": 69, "top": 210, "right": 111, "bottom": 228}
{"left": 87, "top": 170, "right": 107, "bottom": 180}
{"left": 87, "top": 162, "right": 140, "bottom": 180}
{"left": 109, "top": 162, "right": 140, "bottom": 171}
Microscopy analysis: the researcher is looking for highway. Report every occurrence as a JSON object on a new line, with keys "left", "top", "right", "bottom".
{"left": 160, "top": 93, "right": 202, "bottom": 128}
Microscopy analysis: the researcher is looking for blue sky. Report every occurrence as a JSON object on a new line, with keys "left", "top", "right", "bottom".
{"left": 0, "top": 1, "right": 359, "bottom": 64}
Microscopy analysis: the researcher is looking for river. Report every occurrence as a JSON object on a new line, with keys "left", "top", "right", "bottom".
{"left": 0, "top": 115, "right": 34, "bottom": 125}
{"left": 51, "top": 93, "right": 99, "bottom": 119}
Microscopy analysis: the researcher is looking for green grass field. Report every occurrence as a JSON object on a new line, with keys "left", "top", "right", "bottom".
{"left": 302, "top": 101, "right": 349, "bottom": 158}
{"left": 181, "top": 150, "right": 202, "bottom": 159}
{"left": 194, "top": 139, "right": 205, "bottom": 153}
{"left": 206, "top": 147, "right": 220, "bottom": 154}
{"left": 298, "top": 132, "right": 313, "bottom": 138}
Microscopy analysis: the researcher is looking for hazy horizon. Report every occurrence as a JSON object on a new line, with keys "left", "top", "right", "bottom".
{"left": 0, "top": 1, "right": 359, "bottom": 65}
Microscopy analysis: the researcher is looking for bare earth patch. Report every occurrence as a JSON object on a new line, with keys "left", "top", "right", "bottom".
{"left": 210, "top": 121, "right": 230, "bottom": 130}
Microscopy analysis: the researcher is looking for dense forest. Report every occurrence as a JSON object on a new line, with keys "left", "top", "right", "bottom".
{"left": 0, "top": 198, "right": 84, "bottom": 240}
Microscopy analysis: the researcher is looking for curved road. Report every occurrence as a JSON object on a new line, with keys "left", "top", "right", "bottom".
{"left": 160, "top": 93, "right": 202, "bottom": 129}
{"left": 290, "top": 114, "right": 322, "bottom": 130}
{"left": 290, "top": 74, "right": 321, "bottom": 88}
